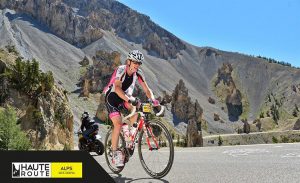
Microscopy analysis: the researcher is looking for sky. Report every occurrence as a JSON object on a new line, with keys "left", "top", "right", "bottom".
{"left": 118, "top": 0, "right": 300, "bottom": 67}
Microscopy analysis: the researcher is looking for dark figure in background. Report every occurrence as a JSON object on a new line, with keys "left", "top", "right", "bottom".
{"left": 80, "top": 111, "right": 99, "bottom": 142}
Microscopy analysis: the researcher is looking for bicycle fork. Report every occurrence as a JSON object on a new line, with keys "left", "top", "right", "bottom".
{"left": 143, "top": 123, "right": 160, "bottom": 151}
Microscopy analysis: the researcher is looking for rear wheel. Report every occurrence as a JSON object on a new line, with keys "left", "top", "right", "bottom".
{"left": 138, "top": 120, "right": 174, "bottom": 178}
{"left": 104, "top": 128, "right": 126, "bottom": 174}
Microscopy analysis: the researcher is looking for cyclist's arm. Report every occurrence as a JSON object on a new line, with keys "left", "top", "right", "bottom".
{"left": 114, "top": 80, "right": 130, "bottom": 102}
{"left": 139, "top": 80, "right": 155, "bottom": 100}
{"left": 137, "top": 69, "right": 155, "bottom": 100}
{"left": 80, "top": 121, "right": 85, "bottom": 132}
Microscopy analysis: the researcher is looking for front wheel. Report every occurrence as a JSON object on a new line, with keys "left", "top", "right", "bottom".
{"left": 138, "top": 119, "right": 174, "bottom": 179}
{"left": 94, "top": 139, "right": 104, "bottom": 155}
{"left": 78, "top": 138, "right": 87, "bottom": 151}
{"left": 104, "top": 128, "right": 126, "bottom": 174}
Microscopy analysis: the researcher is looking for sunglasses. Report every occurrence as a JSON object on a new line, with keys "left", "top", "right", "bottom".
{"left": 130, "top": 60, "right": 142, "bottom": 65}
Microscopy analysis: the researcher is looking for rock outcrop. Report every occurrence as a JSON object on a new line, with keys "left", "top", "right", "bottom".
{"left": 14, "top": 84, "right": 74, "bottom": 150}
{"left": 214, "top": 63, "right": 243, "bottom": 121}
{"left": 292, "top": 84, "right": 300, "bottom": 94}
{"left": 171, "top": 79, "right": 203, "bottom": 124}
{"left": 79, "top": 50, "right": 121, "bottom": 96}
{"left": 30, "top": 86, "right": 73, "bottom": 149}
{"left": 186, "top": 119, "right": 203, "bottom": 147}
{"left": 293, "top": 119, "right": 300, "bottom": 130}
{"left": 171, "top": 79, "right": 203, "bottom": 145}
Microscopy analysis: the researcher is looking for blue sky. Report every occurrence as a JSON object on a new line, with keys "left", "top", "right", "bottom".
{"left": 118, "top": 0, "right": 300, "bottom": 67}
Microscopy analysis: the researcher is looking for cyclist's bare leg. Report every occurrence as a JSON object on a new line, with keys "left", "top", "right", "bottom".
{"left": 111, "top": 115, "right": 122, "bottom": 151}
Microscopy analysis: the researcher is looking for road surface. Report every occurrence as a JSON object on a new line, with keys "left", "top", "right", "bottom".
{"left": 93, "top": 143, "right": 300, "bottom": 183}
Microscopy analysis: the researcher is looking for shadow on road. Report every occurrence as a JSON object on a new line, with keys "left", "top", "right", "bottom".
{"left": 111, "top": 174, "right": 169, "bottom": 183}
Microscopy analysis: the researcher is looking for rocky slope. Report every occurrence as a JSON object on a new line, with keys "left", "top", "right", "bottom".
{"left": 0, "top": 48, "right": 73, "bottom": 150}
{"left": 0, "top": 0, "right": 300, "bottom": 137}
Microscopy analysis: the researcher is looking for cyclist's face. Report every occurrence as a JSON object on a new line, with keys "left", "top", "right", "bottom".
{"left": 128, "top": 60, "right": 141, "bottom": 72}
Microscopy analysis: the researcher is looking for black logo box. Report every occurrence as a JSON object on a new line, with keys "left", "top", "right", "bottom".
{"left": 1, "top": 151, "right": 115, "bottom": 183}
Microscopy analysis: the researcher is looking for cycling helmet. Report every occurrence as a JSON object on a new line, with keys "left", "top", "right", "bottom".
{"left": 82, "top": 111, "right": 89, "bottom": 119}
{"left": 127, "top": 50, "right": 144, "bottom": 64}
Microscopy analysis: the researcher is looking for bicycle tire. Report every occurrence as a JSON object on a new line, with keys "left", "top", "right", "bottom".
{"left": 95, "top": 139, "right": 104, "bottom": 155}
{"left": 138, "top": 119, "right": 174, "bottom": 178}
{"left": 104, "top": 128, "right": 126, "bottom": 174}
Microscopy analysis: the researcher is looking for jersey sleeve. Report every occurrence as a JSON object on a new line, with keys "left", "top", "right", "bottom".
{"left": 102, "top": 65, "right": 126, "bottom": 94}
{"left": 115, "top": 65, "right": 126, "bottom": 81}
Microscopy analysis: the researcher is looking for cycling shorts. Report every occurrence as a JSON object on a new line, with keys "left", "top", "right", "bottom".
{"left": 105, "top": 91, "right": 130, "bottom": 119}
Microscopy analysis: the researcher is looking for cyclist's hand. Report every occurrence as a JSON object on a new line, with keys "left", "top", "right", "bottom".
{"left": 153, "top": 105, "right": 165, "bottom": 117}
{"left": 152, "top": 99, "right": 160, "bottom": 107}
{"left": 128, "top": 97, "right": 140, "bottom": 106}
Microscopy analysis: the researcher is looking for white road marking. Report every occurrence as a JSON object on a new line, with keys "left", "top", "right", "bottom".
{"left": 281, "top": 153, "right": 300, "bottom": 158}
{"left": 223, "top": 149, "right": 270, "bottom": 157}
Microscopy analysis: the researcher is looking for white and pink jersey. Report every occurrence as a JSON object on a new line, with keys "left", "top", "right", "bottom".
{"left": 103, "top": 65, "right": 146, "bottom": 96}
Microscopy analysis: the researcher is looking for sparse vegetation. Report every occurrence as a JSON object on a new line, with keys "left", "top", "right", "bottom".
{"left": 256, "top": 55, "right": 294, "bottom": 68}
{"left": 79, "top": 56, "right": 89, "bottom": 66}
{"left": 0, "top": 71, "right": 9, "bottom": 104}
{"left": 218, "top": 135, "right": 223, "bottom": 146}
{"left": 208, "top": 97, "right": 215, "bottom": 104}
{"left": 293, "top": 104, "right": 299, "bottom": 117}
{"left": 5, "top": 45, "right": 19, "bottom": 55}
{"left": 176, "top": 134, "right": 180, "bottom": 146}
{"left": 272, "top": 136, "right": 278, "bottom": 143}
{"left": 281, "top": 136, "right": 289, "bottom": 143}
{"left": 6, "top": 57, "right": 55, "bottom": 97}
{"left": 295, "top": 104, "right": 299, "bottom": 112}
{"left": 270, "top": 104, "right": 279, "bottom": 124}
{"left": 201, "top": 119, "right": 208, "bottom": 131}
{"left": 213, "top": 113, "right": 220, "bottom": 121}
{"left": 63, "top": 143, "right": 71, "bottom": 150}
{"left": 0, "top": 107, "right": 31, "bottom": 150}
{"left": 259, "top": 111, "right": 264, "bottom": 118}
{"left": 293, "top": 108, "right": 298, "bottom": 117}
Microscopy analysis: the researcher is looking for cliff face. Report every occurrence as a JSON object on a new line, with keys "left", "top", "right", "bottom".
{"left": 0, "top": 0, "right": 185, "bottom": 59}
{"left": 0, "top": 48, "right": 73, "bottom": 150}
{"left": 14, "top": 86, "right": 73, "bottom": 150}
{"left": 0, "top": 0, "right": 103, "bottom": 47}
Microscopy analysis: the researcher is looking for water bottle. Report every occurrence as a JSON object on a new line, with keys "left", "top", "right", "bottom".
{"left": 130, "top": 122, "right": 138, "bottom": 143}
{"left": 130, "top": 122, "right": 138, "bottom": 135}
{"left": 122, "top": 123, "right": 131, "bottom": 147}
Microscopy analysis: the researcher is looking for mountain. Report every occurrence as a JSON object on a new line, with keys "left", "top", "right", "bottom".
{"left": 0, "top": 0, "right": 300, "bottom": 135}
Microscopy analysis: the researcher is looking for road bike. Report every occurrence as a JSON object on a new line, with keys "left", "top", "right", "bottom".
{"left": 104, "top": 101, "right": 174, "bottom": 178}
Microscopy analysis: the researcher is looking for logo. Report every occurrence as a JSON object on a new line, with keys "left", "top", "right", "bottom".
{"left": 12, "top": 163, "right": 20, "bottom": 177}
{"left": 12, "top": 162, "right": 82, "bottom": 179}
{"left": 12, "top": 163, "right": 51, "bottom": 178}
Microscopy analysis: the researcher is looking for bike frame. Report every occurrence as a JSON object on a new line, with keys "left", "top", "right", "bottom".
{"left": 123, "top": 106, "right": 160, "bottom": 152}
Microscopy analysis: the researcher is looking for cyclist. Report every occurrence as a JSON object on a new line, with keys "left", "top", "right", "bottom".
{"left": 103, "top": 50, "right": 159, "bottom": 167}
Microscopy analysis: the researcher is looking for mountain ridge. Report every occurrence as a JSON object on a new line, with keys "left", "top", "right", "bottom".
{"left": 0, "top": 0, "right": 300, "bottom": 135}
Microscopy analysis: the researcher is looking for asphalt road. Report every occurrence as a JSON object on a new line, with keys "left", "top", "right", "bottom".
{"left": 94, "top": 143, "right": 300, "bottom": 183}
